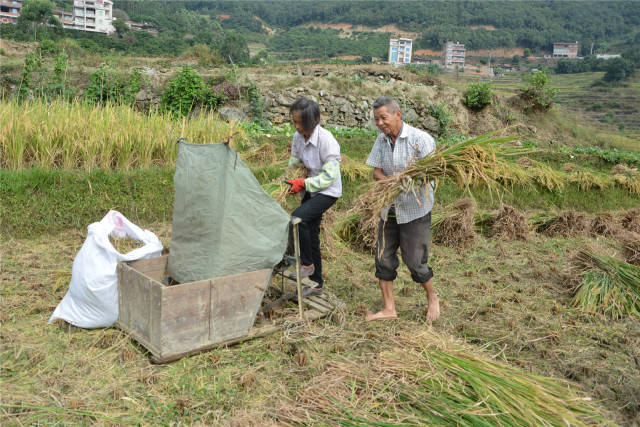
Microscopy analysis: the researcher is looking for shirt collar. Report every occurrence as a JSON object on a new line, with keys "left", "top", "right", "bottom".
{"left": 385, "top": 122, "right": 406, "bottom": 146}
{"left": 303, "top": 125, "right": 320, "bottom": 146}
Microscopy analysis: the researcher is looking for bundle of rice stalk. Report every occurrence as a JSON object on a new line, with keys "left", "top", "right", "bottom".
{"left": 621, "top": 208, "right": 640, "bottom": 233}
{"left": 261, "top": 164, "right": 308, "bottom": 204}
{"left": 621, "top": 233, "right": 640, "bottom": 267}
{"left": 572, "top": 244, "right": 640, "bottom": 319}
{"left": 517, "top": 157, "right": 565, "bottom": 191}
{"left": 279, "top": 330, "right": 605, "bottom": 426}
{"left": 489, "top": 204, "right": 529, "bottom": 240}
{"left": 589, "top": 213, "right": 621, "bottom": 237}
{"left": 334, "top": 195, "right": 378, "bottom": 253}
{"left": 612, "top": 174, "right": 640, "bottom": 195}
{"left": 241, "top": 142, "right": 277, "bottom": 165}
{"left": 535, "top": 210, "right": 590, "bottom": 237}
{"left": 319, "top": 208, "right": 339, "bottom": 259}
{"left": 432, "top": 198, "right": 477, "bottom": 249}
{"left": 340, "top": 154, "right": 371, "bottom": 182}
{"left": 566, "top": 170, "right": 615, "bottom": 191}
{"left": 366, "top": 131, "right": 526, "bottom": 221}
{"left": 610, "top": 163, "right": 638, "bottom": 177}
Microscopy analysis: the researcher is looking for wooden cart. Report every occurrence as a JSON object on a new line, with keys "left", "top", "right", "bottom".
{"left": 116, "top": 218, "right": 335, "bottom": 363}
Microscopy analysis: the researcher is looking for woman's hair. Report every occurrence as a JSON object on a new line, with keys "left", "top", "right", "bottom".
{"left": 290, "top": 98, "right": 321, "bottom": 134}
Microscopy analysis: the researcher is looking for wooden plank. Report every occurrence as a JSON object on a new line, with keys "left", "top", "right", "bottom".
{"left": 303, "top": 298, "right": 330, "bottom": 313}
{"left": 127, "top": 256, "right": 167, "bottom": 283}
{"left": 160, "top": 280, "right": 210, "bottom": 356}
{"left": 209, "top": 269, "right": 271, "bottom": 343}
{"left": 307, "top": 295, "right": 333, "bottom": 311}
{"left": 150, "top": 308, "right": 328, "bottom": 364}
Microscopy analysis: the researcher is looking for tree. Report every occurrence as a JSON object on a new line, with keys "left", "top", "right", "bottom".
{"left": 603, "top": 57, "right": 636, "bottom": 83}
{"left": 523, "top": 48, "right": 531, "bottom": 58}
{"left": 519, "top": 68, "right": 557, "bottom": 112}
{"left": 112, "top": 19, "right": 129, "bottom": 37}
{"left": 18, "top": 0, "right": 59, "bottom": 40}
{"left": 220, "top": 30, "right": 250, "bottom": 64}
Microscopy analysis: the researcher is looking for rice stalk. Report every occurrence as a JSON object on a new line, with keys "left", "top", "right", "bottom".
{"left": 365, "top": 131, "right": 527, "bottom": 223}
{"left": 432, "top": 198, "right": 477, "bottom": 249}
{"left": 572, "top": 244, "right": 640, "bottom": 319}
{"left": 340, "top": 154, "right": 371, "bottom": 182}
{"left": 279, "top": 330, "right": 605, "bottom": 426}
{"left": 241, "top": 142, "right": 277, "bottom": 165}
{"left": 622, "top": 235, "right": 640, "bottom": 267}
{"left": 261, "top": 164, "right": 308, "bottom": 205}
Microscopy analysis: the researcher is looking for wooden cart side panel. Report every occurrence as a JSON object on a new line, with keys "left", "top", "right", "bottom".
{"left": 127, "top": 255, "right": 168, "bottom": 283}
{"left": 160, "top": 280, "right": 211, "bottom": 356}
{"left": 210, "top": 269, "right": 272, "bottom": 343}
{"left": 116, "top": 262, "right": 162, "bottom": 356}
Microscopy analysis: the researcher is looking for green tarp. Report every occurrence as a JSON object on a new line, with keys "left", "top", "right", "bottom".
{"left": 168, "top": 142, "right": 290, "bottom": 283}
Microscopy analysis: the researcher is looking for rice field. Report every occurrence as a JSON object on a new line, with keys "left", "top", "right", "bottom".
{"left": 2, "top": 89, "right": 640, "bottom": 425}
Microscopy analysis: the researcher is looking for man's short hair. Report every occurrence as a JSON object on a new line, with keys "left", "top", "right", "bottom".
{"left": 372, "top": 96, "right": 400, "bottom": 113}
{"left": 290, "top": 98, "right": 321, "bottom": 133}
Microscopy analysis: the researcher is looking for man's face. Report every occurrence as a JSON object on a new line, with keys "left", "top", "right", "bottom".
{"left": 373, "top": 105, "right": 402, "bottom": 137}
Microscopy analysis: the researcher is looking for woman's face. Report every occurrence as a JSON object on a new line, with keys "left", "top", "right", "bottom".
{"left": 291, "top": 111, "right": 309, "bottom": 137}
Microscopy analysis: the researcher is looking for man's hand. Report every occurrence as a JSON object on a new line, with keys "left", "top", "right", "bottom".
{"left": 373, "top": 167, "right": 387, "bottom": 182}
{"left": 286, "top": 178, "right": 306, "bottom": 194}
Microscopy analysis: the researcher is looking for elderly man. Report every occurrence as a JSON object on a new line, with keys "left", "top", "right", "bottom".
{"left": 365, "top": 96, "right": 440, "bottom": 322}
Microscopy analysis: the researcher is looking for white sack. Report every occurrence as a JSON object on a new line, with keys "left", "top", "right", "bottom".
{"left": 49, "top": 210, "right": 163, "bottom": 328}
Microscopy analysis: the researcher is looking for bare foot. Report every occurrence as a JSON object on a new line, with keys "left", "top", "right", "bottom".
{"left": 426, "top": 294, "right": 440, "bottom": 323}
{"left": 365, "top": 309, "right": 398, "bottom": 322}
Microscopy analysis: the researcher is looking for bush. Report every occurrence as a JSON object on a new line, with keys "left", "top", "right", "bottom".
{"left": 463, "top": 81, "right": 493, "bottom": 110}
{"left": 519, "top": 68, "right": 557, "bottom": 113}
{"left": 160, "top": 65, "right": 226, "bottom": 117}
{"left": 83, "top": 65, "right": 141, "bottom": 106}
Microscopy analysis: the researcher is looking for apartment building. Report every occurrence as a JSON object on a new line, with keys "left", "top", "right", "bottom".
{"left": 553, "top": 42, "right": 579, "bottom": 58}
{"left": 0, "top": 0, "right": 21, "bottom": 24}
{"left": 68, "top": 0, "right": 114, "bottom": 34}
{"left": 442, "top": 41, "right": 465, "bottom": 68}
{"left": 388, "top": 38, "right": 413, "bottom": 65}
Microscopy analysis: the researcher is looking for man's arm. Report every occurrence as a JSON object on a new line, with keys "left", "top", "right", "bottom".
{"left": 373, "top": 167, "right": 386, "bottom": 181}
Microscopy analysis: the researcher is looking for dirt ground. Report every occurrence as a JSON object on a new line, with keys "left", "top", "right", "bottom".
{"left": 1, "top": 218, "right": 639, "bottom": 425}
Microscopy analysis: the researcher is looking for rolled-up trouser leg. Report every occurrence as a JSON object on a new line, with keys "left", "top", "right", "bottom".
{"left": 375, "top": 217, "right": 401, "bottom": 281}
{"left": 399, "top": 212, "right": 434, "bottom": 283}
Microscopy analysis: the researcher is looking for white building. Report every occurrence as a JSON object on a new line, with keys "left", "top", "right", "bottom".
{"left": 388, "top": 38, "right": 412, "bottom": 65}
{"left": 68, "top": 0, "right": 114, "bottom": 34}
{"left": 442, "top": 41, "right": 465, "bottom": 68}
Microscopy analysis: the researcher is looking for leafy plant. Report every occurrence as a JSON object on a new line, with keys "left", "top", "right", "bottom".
{"left": 425, "top": 102, "right": 452, "bottom": 135}
{"left": 83, "top": 65, "right": 141, "bottom": 106}
{"left": 463, "top": 81, "right": 493, "bottom": 110}
{"left": 17, "top": 51, "right": 42, "bottom": 101}
{"left": 246, "top": 82, "right": 267, "bottom": 126}
{"left": 519, "top": 68, "right": 557, "bottom": 113}
{"left": 160, "top": 65, "right": 225, "bottom": 117}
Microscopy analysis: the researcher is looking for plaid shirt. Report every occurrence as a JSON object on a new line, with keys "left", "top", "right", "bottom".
{"left": 366, "top": 123, "right": 435, "bottom": 224}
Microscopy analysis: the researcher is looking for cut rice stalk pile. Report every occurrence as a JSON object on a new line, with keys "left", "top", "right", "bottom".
{"left": 621, "top": 208, "right": 640, "bottom": 234}
{"left": 241, "top": 142, "right": 278, "bottom": 165}
{"left": 589, "top": 213, "right": 621, "bottom": 237}
{"left": 621, "top": 233, "right": 640, "bottom": 267}
{"left": 533, "top": 210, "right": 590, "bottom": 237}
{"left": 572, "top": 244, "right": 640, "bottom": 319}
{"left": 366, "top": 131, "right": 526, "bottom": 222}
{"left": 432, "top": 198, "right": 477, "bottom": 249}
{"left": 489, "top": 204, "right": 529, "bottom": 240}
{"left": 278, "top": 330, "right": 605, "bottom": 426}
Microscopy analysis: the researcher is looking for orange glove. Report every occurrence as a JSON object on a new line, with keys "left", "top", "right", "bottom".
{"left": 287, "top": 178, "right": 306, "bottom": 194}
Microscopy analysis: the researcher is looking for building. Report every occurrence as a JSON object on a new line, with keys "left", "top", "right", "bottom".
{"left": 0, "top": 0, "right": 22, "bottom": 24}
{"left": 596, "top": 53, "right": 621, "bottom": 60}
{"left": 553, "top": 42, "right": 579, "bottom": 58}
{"left": 388, "top": 38, "right": 412, "bottom": 65}
{"left": 125, "top": 20, "right": 158, "bottom": 34}
{"left": 69, "top": 0, "right": 114, "bottom": 34}
{"left": 442, "top": 41, "right": 465, "bottom": 68}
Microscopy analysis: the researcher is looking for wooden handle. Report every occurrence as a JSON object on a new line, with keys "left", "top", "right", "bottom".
{"left": 181, "top": 116, "right": 186, "bottom": 139}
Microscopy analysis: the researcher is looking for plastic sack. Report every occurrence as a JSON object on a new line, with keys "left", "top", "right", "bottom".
{"left": 49, "top": 210, "right": 163, "bottom": 328}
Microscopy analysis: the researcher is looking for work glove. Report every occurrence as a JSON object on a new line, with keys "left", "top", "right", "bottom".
{"left": 286, "top": 178, "right": 306, "bottom": 194}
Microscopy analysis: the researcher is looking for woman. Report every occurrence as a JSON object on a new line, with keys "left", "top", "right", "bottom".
{"left": 286, "top": 98, "right": 342, "bottom": 296}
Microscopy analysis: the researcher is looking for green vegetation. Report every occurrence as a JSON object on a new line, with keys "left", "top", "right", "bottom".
{"left": 160, "top": 66, "right": 226, "bottom": 117}
{"left": 463, "top": 81, "right": 493, "bottom": 110}
{"left": 519, "top": 68, "right": 558, "bottom": 113}
{"left": 83, "top": 65, "right": 141, "bottom": 106}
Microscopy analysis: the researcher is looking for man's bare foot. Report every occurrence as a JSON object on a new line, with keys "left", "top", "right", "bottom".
{"left": 426, "top": 294, "right": 440, "bottom": 323}
{"left": 365, "top": 309, "right": 398, "bottom": 322}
